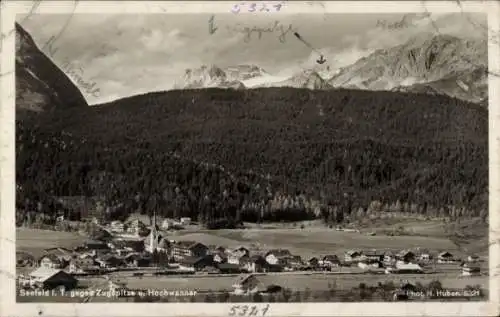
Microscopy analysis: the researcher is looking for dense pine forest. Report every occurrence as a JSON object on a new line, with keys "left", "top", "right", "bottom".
{"left": 15, "top": 87, "right": 488, "bottom": 228}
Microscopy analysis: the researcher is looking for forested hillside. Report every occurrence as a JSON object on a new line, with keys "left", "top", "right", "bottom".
{"left": 16, "top": 88, "right": 488, "bottom": 227}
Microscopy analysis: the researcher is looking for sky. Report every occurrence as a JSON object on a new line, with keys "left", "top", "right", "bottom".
{"left": 18, "top": 11, "right": 487, "bottom": 105}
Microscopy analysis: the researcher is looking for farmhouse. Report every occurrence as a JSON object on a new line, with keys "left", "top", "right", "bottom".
{"left": 232, "top": 274, "right": 262, "bottom": 295}
{"left": 110, "top": 220, "right": 125, "bottom": 233}
{"left": 123, "top": 253, "right": 151, "bottom": 267}
{"left": 241, "top": 255, "right": 267, "bottom": 273}
{"left": 178, "top": 255, "right": 213, "bottom": 271}
{"left": 383, "top": 251, "right": 395, "bottom": 263}
{"left": 39, "top": 254, "right": 67, "bottom": 269}
{"left": 363, "top": 250, "right": 385, "bottom": 262}
{"left": 321, "top": 255, "right": 340, "bottom": 269}
{"left": 67, "top": 258, "right": 100, "bottom": 274}
{"left": 386, "top": 262, "right": 424, "bottom": 274}
{"left": 124, "top": 218, "right": 148, "bottom": 236}
{"left": 217, "top": 263, "right": 242, "bottom": 274}
{"left": 171, "top": 241, "right": 209, "bottom": 261}
{"left": 418, "top": 252, "right": 432, "bottom": 261}
{"left": 29, "top": 267, "right": 78, "bottom": 290}
{"left": 265, "top": 249, "right": 292, "bottom": 265}
{"left": 467, "top": 255, "right": 480, "bottom": 263}
{"left": 358, "top": 259, "right": 382, "bottom": 269}
{"left": 228, "top": 247, "right": 250, "bottom": 265}
{"left": 437, "top": 251, "right": 455, "bottom": 263}
{"left": 308, "top": 257, "right": 319, "bottom": 269}
{"left": 462, "top": 264, "right": 481, "bottom": 276}
{"left": 95, "top": 254, "right": 124, "bottom": 268}
{"left": 396, "top": 250, "right": 416, "bottom": 263}
{"left": 213, "top": 252, "right": 228, "bottom": 264}
{"left": 344, "top": 250, "right": 363, "bottom": 262}
{"left": 161, "top": 218, "right": 174, "bottom": 230}
{"left": 180, "top": 217, "right": 191, "bottom": 225}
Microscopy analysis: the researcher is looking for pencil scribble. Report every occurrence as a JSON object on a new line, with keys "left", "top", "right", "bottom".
{"left": 225, "top": 21, "right": 297, "bottom": 43}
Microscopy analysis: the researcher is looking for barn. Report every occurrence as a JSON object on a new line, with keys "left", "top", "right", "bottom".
{"left": 29, "top": 267, "right": 78, "bottom": 291}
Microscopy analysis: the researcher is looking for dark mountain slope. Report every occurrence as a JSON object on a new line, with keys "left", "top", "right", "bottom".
{"left": 15, "top": 23, "right": 88, "bottom": 118}
{"left": 17, "top": 88, "right": 488, "bottom": 226}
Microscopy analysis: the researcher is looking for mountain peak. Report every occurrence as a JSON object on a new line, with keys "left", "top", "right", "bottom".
{"left": 328, "top": 32, "right": 487, "bottom": 104}
{"left": 16, "top": 22, "right": 88, "bottom": 116}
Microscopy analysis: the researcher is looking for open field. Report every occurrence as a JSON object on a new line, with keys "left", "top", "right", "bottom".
{"left": 165, "top": 227, "right": 467, "bottom": 259}
{"left": 79, "top": 273, "right": 488, "bottom": 293}
{"left": 16, "top": 228, "right": 87, "bottom": 257}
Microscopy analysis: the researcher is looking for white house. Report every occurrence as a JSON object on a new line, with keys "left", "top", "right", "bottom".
{"left": 386, "top": 262, "right": 424, "bottom": 274}
{"left": 110, "top": 221, "right": 124, "bottom": 233}
{"left": 39, "top": 254, "right": 65, "bottom": 269}
{"left": 180, "top": 217, "right": 191, "bottom": 225}
{"left": 232, "top": 274, "right": 263, "bottom": 295}
{"left": 462, "top": 265, "right": 481, "bottom": 276}
{"left": 358, "top": 260, "right": 381, "bottom": 269}
{"left": 264, "top": 249, "right": 292, "bottom": 266}
{"left": 161, "top": 218, "right": 174, "bottom": 230}
{"left": 228, "top": 247, "right": 250, "bottom": 265}
{"left": 467, "top": 255, "right": 480, "bottom": 263}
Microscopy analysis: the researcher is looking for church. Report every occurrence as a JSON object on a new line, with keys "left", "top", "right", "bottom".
{"left": 145, "top": 213, "right": 170, "bottom": 254}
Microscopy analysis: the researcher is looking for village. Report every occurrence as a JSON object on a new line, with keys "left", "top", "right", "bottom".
{"left": 16, "top": 212, "right": 486, "bottom": 302}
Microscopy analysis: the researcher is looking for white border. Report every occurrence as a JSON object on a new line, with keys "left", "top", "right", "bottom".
{"left": 1, "top": 1, "right": 499, "bottom": 316}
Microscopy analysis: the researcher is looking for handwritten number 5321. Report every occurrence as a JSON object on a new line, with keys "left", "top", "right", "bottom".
{"left": 229, "top": 304, "right": 270, "bottom": 316}
{"left": 231, "top": 2, "right": 283, "bottom": 14}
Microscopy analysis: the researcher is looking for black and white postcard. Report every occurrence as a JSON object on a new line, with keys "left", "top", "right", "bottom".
{"left": 1, "top": 1, "right": 499, "bottom": 316}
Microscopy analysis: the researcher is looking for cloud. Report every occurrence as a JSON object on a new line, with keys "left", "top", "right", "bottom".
{"left": 18, "top": 12, "right": 487, "bottom": 105}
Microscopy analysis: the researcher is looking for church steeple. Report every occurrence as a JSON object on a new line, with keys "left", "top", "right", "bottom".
{"left": 149, "top": 212, "right": 157, "bottom": 253}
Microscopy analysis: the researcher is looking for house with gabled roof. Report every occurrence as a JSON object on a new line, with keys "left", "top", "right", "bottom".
{"left": 67, "top": 257, "right": 99, "bottom": 274}
{"left": 308, "top": 257, "right": 319, "bottom": 269}
{"left": 178, "top": 255, "right": 213, "bottom": 271}
{"left": 264, "top": 249, "right": 292, "bottom": 266}
{"left": 123, "top": 253, "right": 151, "bottom": 268}
{"left": 386, "top": 262, "right": 424, "bottom": 274}
{"left": 396, "top": 250, "right": 416, "bottom": 263}
{"left": 321, "top": 255, "right": 341, "bottom": 269}
{"left": 39, "top": 254, "right": 67, "bottom": 270}
{"left": 461, "top": 263, "right": 480, "bottom": 276}
{"left": 344, "top": 250, "right": 363, "bottom": 262}
{"left": 240, "top": 255, "right": 267, "bottom": 273}
{"left": 467, "top": 254, "right": 480, "bottom": 263}
{"left": 171, "top": 241, "right": 209, "bottom": 261}
{"left": 437, "top": 251, "right": 456, "bottom": 263}
{"left": 95, "top": 254, "right": 124, "bottom": 268}
{"left": 110, "top": 220, "right": 125, "bottom": 233}
{"left": 228, "top": 247, "right": 251, "bottom": 265}
{"left": 29, "top": 267, "right": 78, "bottom": 290}
{"left": 217, "top": 262, "right": 242, "bottom": 274}
{"left": 362, "top": 250, "right": 385, "bottom": 262}
{"left": 232, "top": 273, "right": 263, "bottom": 295}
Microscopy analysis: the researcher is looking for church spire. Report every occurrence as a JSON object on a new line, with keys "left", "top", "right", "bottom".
{"left": 150, "top": 211, "right": 157, "bottom": 253}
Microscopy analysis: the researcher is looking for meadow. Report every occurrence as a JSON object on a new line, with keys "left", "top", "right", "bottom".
{"left": 16, "top": 228, "right": 87, "bottom": 257}
{"left": 164, "top": 226, "right": 466, "bottom": 259}
{"left": 79, "top": 273, "right": 488, "bottom": 293}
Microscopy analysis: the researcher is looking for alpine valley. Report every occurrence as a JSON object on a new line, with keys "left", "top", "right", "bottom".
{"left": 15, "top": 20, "right": 488, "bottom": 244}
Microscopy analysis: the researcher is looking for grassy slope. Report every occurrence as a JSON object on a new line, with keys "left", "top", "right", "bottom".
{"left": 16, "top": 228, "right": 87, "bottom": 257}
{"left": 166, "top": 228, "right": 462, "bottom": 259}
